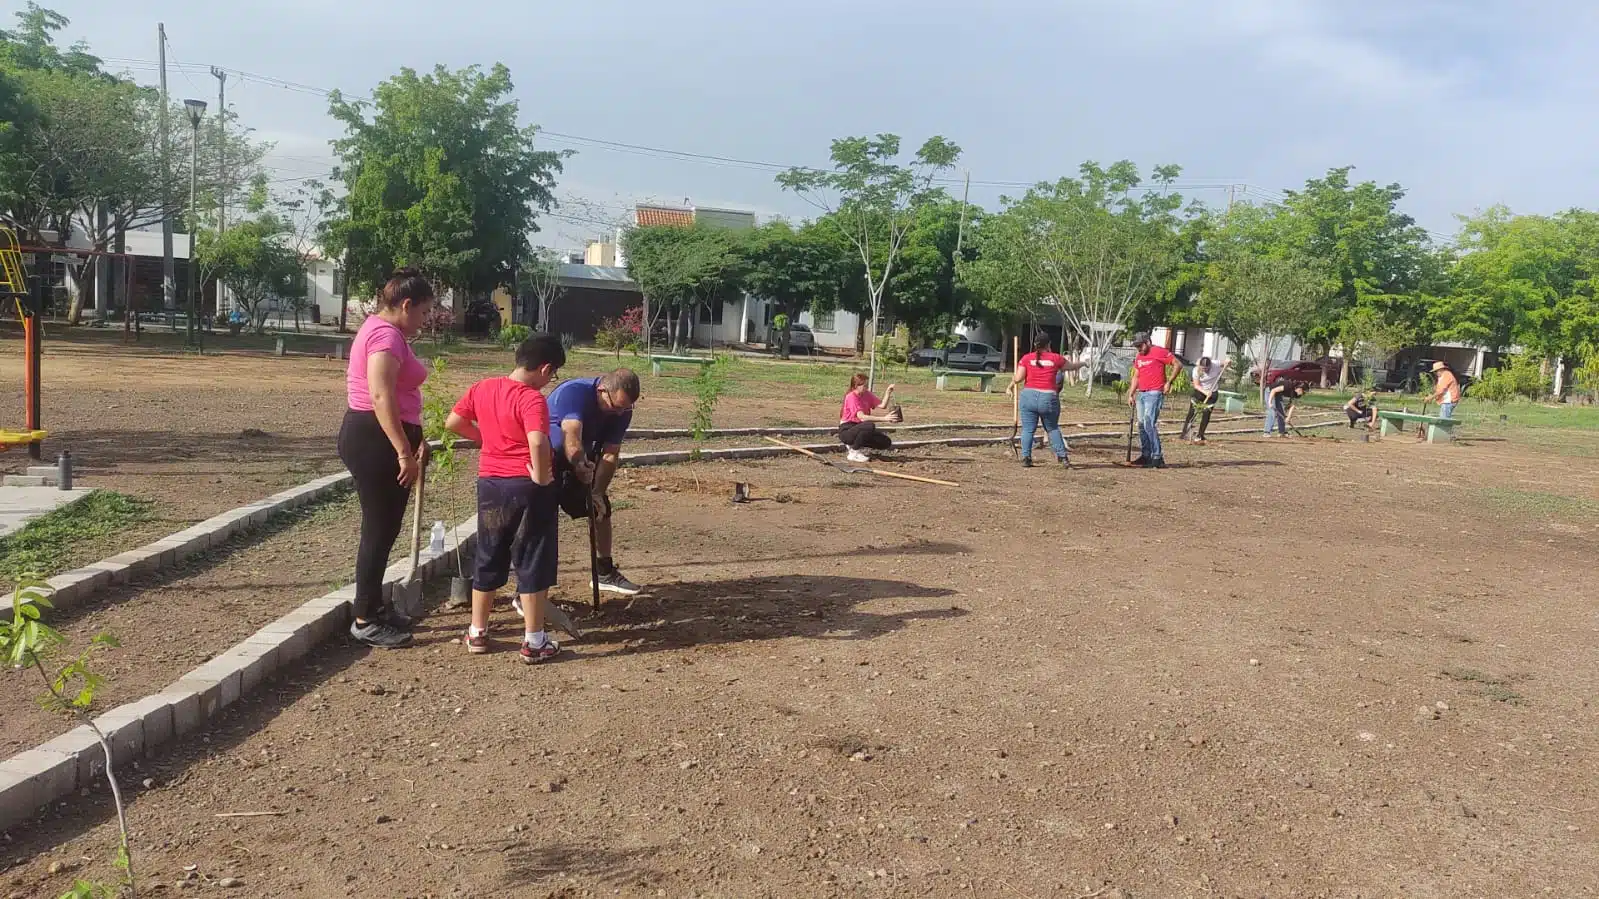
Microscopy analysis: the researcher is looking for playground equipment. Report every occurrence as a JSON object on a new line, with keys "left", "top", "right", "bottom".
{"left": 1, "top": 223, "right": 46, "bottom": 459}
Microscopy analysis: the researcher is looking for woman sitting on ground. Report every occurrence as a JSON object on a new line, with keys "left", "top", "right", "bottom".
{"left": 1344, "top": 391, "right": 1377, "bottom": 430}
{"left": 838, "top": 373, "right": 901, "bottom": 463}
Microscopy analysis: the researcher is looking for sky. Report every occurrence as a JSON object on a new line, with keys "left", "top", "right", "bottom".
{"left": 45, "top": 0, "right": 1599, "bottom": 251}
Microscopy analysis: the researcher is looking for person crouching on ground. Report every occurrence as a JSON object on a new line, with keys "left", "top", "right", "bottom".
{"left": 445, "top": 334, "right": 566, "bottom": 663}
{"left": 1264, "top": 377, "right": 1307, "bottom": 437}
{"left": 548, "top": 368, "right": 644, "bottom": 597}
{"left": 1009, "top": 332, "right": 1085, "bottom": 468}
{"left": 1345, "top": 391, "right": 1377, "bottom": 430}
{"left": 838, "top": 373, "right": 901, "bottom": 463}
{"left": 1180, "top": 355, "right": 1231, "bottom": 445}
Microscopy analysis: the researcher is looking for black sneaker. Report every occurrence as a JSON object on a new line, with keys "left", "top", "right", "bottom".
{"left": 597, "top": 567, "right": 642, "bottom": 596}
{"left": 1129, "top": 455, "right": 1151, "bottom": 468}
{"left": 1021, "top": 457, "right": 1034, "bottom": 468}
{"left": 1058, "top": 455, "right": 1071, "bottom": 469}
{"left": 350, "top": 619, "right": 413, "bottom": 649}
{"left": 1151, "top": 457, "right": 1167, "bottom": 469}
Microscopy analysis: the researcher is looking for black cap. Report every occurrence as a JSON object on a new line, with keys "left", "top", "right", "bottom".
{"left": 1132, "top": 331, "right": 1151, "bottom": 346}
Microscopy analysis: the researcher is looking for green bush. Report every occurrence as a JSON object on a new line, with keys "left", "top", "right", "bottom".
{"left": 1575, "top": 353, "right": 1599, "bottom": 400}
{"left": 873, "top": 334, "right": 909, "bottom": 369}
{"left": 1474, "top": 355, "right": 1548, "bottom": 404}
{"left": 1169, "top": 366, "right": 1192, "bottom": 394}
{"left": 496, "top": 324, "right": 532, "bottom": 350}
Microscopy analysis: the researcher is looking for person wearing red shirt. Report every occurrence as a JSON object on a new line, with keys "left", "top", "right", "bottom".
{"left": 1125, "top": 332, "right": 1181, "bottom": 468}
{"left": 445, "top": 333, "right": 567, "bottom": 664}
{"left": 1007, "top": 333, "right": 1086, "bottom": 468}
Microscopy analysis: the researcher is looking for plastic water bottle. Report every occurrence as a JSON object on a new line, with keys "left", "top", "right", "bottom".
{"left": 429, "top": 520, "right": 446, "bottom": 554}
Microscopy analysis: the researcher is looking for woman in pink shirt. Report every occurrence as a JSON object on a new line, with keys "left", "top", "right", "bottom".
{"left": 337, "top": 268, "right": 434, "bottom": 649}
{"left": 838, "top": 372, "right": 901, "bottom": 463}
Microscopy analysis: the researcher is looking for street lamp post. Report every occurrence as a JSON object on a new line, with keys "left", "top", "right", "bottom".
{"left": 183, "top": 98, "right": 206, "bottom": 350}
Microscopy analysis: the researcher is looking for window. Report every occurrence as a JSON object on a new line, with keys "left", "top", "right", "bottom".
{"left": 331, "top": 268, "right": 346, "bottom": 296}
{"left": 698, "top": 302, "right": 724, "bottom": 325}
{"left": 812, "top": 310, "right": 836, "bottom": 332}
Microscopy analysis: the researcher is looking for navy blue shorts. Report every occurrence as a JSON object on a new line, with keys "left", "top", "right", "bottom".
{"left": 473, "top": 477, "right": 558, "bottom": 595}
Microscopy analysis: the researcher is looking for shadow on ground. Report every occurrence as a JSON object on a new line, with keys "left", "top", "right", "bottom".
{"left": 509, "top": 573, "right": 966, "bottom": 661}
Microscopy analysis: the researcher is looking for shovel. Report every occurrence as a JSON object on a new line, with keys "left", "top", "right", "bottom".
{"left": 392, "top": 458, "right": 427, "bottom": 620}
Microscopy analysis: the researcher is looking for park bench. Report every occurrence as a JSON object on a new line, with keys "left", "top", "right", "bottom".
{"left": 1217, "top": 390, "right": 1246, "bottom": 413}
{"left": 934, "top": 369, "right": 996, "bottom": 393}
{"left": 1376, "top": 410, "right": 1460, "bottom": 443}
{"left": 650, "top": 355, "right": 714, "bottom": 376}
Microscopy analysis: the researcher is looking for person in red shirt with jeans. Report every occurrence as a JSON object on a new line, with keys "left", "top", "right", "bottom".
{"left": 445, "top": 333, "right": 567, "bottom": 664}
{"left": 1008, "top": 332, "right": 1086, "bottom": 468}
{"left": 1125, "top": 332, "right": 1181, "bottom": 468}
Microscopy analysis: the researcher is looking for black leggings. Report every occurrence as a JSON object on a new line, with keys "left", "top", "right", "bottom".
{"left": 338, "top": 410, "right": 423, "bottom": 621}
{"left": 838, "top": 421, "right": 892, "bottom": 451}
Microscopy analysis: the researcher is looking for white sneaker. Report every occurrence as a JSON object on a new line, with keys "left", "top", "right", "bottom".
{"left": 511, "top": 597, "right": 523, "bottom": 616}
{"left": 845, "top": 449, "right": 869, "bottom": 463}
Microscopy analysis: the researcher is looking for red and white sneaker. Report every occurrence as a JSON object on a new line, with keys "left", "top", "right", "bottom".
{"left": 464, "top": 630, "right": 490, "bottom": 654}
{"left": 520, "top": 639, "right": 561, "bottom": 665}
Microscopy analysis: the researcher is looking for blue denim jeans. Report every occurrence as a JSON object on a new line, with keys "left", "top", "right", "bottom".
{"left": 1019, "top": 388, "right": 1067, "bottom": 460}
{"left": 1264, "top": 396, "right": 1288, "bottom": 436}
{"left": 1136, "top": 390, "right": 1165, "bottom": 460}
{"left": 1437, "top": 401, "right": 1456, "bottom": 419}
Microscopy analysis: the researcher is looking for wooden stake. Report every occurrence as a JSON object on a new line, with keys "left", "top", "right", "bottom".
{"left": 214, "top": 811, "right": 288, "bottom": 819}
{"left": 762, "top": 436, "right": 959, "bottom": 487}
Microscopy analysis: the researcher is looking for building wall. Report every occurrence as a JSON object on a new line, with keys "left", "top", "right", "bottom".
{"left": 798, "top": 308, "right": 861, "bottom": 350}
{"left": 544, "top": 284, "right": 644, "bottom": 343}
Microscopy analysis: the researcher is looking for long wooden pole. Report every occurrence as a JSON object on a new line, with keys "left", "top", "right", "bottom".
{"left": 762, "top": 436, "right": 959, "bottom": 487}
{"left": 1012, "top": 336, "right": 1020, "bottom": 455}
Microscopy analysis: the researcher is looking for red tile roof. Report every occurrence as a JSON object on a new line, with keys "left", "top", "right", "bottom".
{"left": 635, "top": 206, "right": 695, "bottom": 228}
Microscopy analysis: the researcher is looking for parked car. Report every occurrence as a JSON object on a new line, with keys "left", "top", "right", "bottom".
{"left": 1248, "top": 357, "right": 1362, "bottom": 387}
{"left": 1377, "top": 358, "right": 1475, "bottom": 394}
{"left": 913, "top": 340, "right": 1005, "bottom": 371}
{"left": 786, "top": 323, "right": 816, "bottom": 354}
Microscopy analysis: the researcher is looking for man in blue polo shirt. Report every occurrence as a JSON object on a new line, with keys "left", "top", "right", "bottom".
{"left": 547, "top": 368, "right": 643, "bottom": 595}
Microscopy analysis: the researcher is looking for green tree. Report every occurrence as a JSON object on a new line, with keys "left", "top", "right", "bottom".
{"left": 623, "top": 222, "right": 744, "bottom": 352}
{"left": 1273, "top": 167, "right": 1435, "bottom": 385}
{"left": 195, "top": 194, "right": 308, "bottom": 333}
{"left": 322, "top": 63, "right": 566, "bottom": 302}
{"left": 777, "top": 133, "right": 961, "bottom": 387}
{"left": 1201, "top": 249, "right": 1330, "bottom": 401}
{"left": 739, "top": 219, "right": 854, "bottom": 358}
{"left": 965, "top": 161, "right": 1186, "bottom": 395}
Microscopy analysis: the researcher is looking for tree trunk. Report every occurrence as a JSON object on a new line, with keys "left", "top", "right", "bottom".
{"left": 1338, "top": 353, "right": 1351, "bottom": 389}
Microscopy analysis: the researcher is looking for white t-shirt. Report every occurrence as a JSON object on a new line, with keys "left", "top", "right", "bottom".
{"left": 1194, "top": 363, "right": 1225, "bottom": 393}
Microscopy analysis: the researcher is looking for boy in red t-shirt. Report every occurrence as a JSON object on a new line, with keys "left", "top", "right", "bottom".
{"left": 445, "top": 334, "right": 567, "bottom": 664}
{"left": 1125, "top": 331, "right": 1181, "bottom": 468}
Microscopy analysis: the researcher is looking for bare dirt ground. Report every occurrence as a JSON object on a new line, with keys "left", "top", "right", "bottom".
{"left": 3, "top": 333, "right": 1598, "bottom": 898}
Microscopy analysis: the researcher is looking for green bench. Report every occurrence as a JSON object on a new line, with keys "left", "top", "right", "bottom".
{"left": 1217, "top": 390, "right": 1246, "bottom": 413}
{"left": 934, "top": 369, "right": 996, "bottom": 392}
{"left": 649, "top": 355, "right": 714, "bottom": 376}
{"left": 1377, "top": 410, "right": 1459, "bottom": 443}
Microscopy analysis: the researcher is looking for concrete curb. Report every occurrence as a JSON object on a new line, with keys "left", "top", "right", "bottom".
{"left": 618, "top": 418, "right": 1345, "bottom": 467}
{"left": 0, "top": 516, "right": 479, "bottom": 833}
{"left": 0, "top": 472, "right": 353, "bottom": 621}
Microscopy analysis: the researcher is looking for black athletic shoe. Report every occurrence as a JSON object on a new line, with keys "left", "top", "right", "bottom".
{"left": 1021, "top": 457, "right": 1034, "bottom": 468}
{"left": 350, "top": 619, "right": 413, "bottom": 649}
{"left": 597, "top": 567, "right": 642, "bottom": 596}
{"left": 1128, "top": 455, "right": 1151, "bottom": 468}
{"left": 1058, "top": 455, "right": 1071, "bottom": 469}
{"left": 1151, "top": 457, "right": 1167, "bottom": 469}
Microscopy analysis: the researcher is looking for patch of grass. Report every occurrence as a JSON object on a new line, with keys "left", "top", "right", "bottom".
{"left": 0, "top": 491, "right": 153, "bottom": 587}
{"left": 1442, "top": 667, "right": 1530, "bottom": 706}
{"left": 1476, "top": 488, "right": 1599, "bottom": 520}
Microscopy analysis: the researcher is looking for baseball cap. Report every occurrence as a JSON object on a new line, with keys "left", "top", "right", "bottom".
{"left": 1132, "top": 331, "right": 1151, "bottom": 345}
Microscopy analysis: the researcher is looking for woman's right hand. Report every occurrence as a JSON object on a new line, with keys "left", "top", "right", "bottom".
{"left": 397, "top": 451, "right": 421, "bottom": 487}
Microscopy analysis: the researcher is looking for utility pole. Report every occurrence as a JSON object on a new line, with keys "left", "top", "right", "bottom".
{"left": 951, "top": 169, "right": 970, "bottom": 339}
{"left": 184, "top": 99, "right": 207, "bottom": 350}
{"left": 158, "top": 24, "right": 175, "bottom": 313}
{"left": 211, "top": 66, "right": 228, "bottom": 317}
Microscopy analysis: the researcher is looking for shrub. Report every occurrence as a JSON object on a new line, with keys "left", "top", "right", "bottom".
{"left": 496, "top": 323, "right": 532, "bottom": 350}
{"left": 1473, "top": 355, "right": 1548, "bottom": 404}
{"left": 1574, "top": 353, "right": 1599, "bottom": 401}
{"left": 595, "top": 306, "right": 644, "bottom": 359}
{"left": 873, "top": 334, "right": 908, "bottom": 369}
{"left": 560, "top": 333, "right": 576, "bottom": 353}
